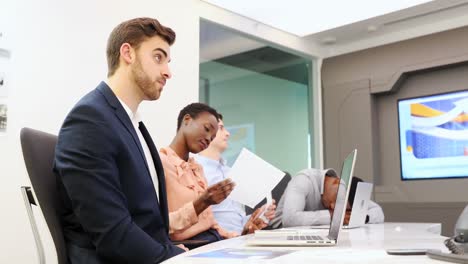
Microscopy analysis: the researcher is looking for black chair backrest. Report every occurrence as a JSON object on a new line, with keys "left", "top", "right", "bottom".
{"left": 20, "top": 127, "right": 68, "bottom": 264}
{"left": 245, "top": 172, "right": 292, "bottom": 215}
{"left": 271, "top": 172, "right": 292, "bottom": 205}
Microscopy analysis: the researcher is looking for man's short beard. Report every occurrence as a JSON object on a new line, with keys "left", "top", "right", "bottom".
{"left": 132, "top": 57, "right": 159, "bottom": 100}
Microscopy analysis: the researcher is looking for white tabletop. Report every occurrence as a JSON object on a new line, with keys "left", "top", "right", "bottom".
{"left": 163, "top": 223, "right": 451, "bottom": 263}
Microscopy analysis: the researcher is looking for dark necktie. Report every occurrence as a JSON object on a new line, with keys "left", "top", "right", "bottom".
{"left": 138, "top": 121, "right": 161, "bottom": 204}
{"left": 138, "top": 121, "right": 170, "bottom": 229}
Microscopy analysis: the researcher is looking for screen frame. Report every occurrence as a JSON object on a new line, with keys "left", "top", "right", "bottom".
{"left": 397, "top": 88, "right": 468, "bottom": 181}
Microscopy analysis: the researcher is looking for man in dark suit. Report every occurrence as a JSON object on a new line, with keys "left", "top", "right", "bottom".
{"left": 54, "top": 17, "right": 186, "bottom": 263}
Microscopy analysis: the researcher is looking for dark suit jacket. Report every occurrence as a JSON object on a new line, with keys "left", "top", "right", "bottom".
{"left": 54, "top": 82, "right": 183, "bottom": 263}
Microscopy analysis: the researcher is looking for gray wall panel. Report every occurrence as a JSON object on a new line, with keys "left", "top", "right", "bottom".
{"left": 322, "top": 25, "right": 468, "bottom": 230}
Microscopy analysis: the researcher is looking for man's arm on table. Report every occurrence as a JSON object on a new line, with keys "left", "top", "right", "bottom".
{"left": 281, "top": 177, "right": 330, "bottom": 227}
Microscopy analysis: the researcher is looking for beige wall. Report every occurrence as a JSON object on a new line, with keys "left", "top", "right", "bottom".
{"left": 321, "top": 26, "right": 468, "bottom": 235}
{"left": 322, "top": 26, "right": 468, "bottom": 91}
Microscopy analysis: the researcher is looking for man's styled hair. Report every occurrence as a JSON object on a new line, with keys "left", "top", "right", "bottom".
{"left": 106, "top": 17, "right": 176, "bottom": 77}
{"left": 177, "top": 103, "right": 219, "bottom": 131}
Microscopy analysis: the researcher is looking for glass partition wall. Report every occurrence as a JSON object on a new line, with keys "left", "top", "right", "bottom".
{"left": 200, "top": 21, "right": 314, "bottom": 176}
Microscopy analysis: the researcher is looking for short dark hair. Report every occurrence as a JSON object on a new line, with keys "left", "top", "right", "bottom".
{"left": 177, "top": 103, "right": 219, "bottom": 131}
{"left": 348, "top": 176, "right": 363, "bottom": 206}
{"left": 106, "top": 17, "right": 176, "bottom": 77}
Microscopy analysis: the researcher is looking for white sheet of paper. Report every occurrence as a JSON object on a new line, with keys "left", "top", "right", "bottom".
{"left": 228, "top": 148, "right": 285, "bottom": 208}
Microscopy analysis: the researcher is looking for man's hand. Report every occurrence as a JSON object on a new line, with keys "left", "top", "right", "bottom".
{"left": 241, "top": 207, "right": 268, "bottom": 235}
{"left": 176, "top": 244, "right": 189, "bottom": 252}
{"left": 263, "top": 199, "right": 276, "bottom": 221}
{"left": 193, "top": 178, "right": 235, "bottom": 215}
{"left": 330, "top": 209, "right": 351, "bottom": 225}
{"left": 328, "top": 202, "right": 352, "bottom": 224}
{"left": 343, "top": 210, "right": 351, "bottom": 225}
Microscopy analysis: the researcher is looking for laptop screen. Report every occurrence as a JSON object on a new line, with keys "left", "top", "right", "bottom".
{"left": 328, "top": 149, "right": 357, "bottom": 240}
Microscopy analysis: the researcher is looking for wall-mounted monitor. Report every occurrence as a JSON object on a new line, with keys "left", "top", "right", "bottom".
{"left": 397, "top": 89, "right": 468, "bottom": 180}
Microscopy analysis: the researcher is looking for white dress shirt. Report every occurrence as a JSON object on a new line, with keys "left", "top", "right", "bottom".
{"left": 117, "top": 98, "right": 159, "bottom": 203}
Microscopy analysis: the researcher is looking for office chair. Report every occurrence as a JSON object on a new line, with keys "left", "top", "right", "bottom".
{"left": 271, "top": 172, "right": 292, "bottom": 206}
{"left": 20, "top": 127, "right": 208, "bottom": 256}
{"left": 20, "top": 127, "right": 68, "bottom": 264}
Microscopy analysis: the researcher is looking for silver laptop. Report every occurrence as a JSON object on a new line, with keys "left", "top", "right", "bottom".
{"left": 346, "top": 182, "right": 373, "bottom": 228}
{"left": 303, "top": 181, "right": 373, "bottom": 230}
{"left": 247, "top": 149, "right": 357, "bottom": 246}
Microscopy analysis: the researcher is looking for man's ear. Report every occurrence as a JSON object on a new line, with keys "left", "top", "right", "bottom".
{"left": 120, "top": 43, "right": 134, "bottom": 65}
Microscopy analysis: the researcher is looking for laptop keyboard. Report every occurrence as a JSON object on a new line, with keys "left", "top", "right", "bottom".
{"left": 287, "top": 235, "right": 324, "bottom": 241}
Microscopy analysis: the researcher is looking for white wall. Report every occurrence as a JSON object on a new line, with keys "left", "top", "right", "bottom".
{"left": 0, "top": 1, "right": 320, "bottom": 263}
{"left": 0, "top": 0, "right": 200, "bottom": 263}
{"left": 198, "top": 1, "right": 321, "bottom": 59}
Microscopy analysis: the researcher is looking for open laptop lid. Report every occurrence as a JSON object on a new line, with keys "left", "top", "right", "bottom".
{"left": 347, "top": 182, "right": 373, "bottom": 228}
{"left": 327, "top": 149, "right": 357, "bottom": 240}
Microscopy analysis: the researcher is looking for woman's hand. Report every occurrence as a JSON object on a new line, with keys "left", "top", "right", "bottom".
{"left": 193, "top": 178, "right": 235, "bottom": 215}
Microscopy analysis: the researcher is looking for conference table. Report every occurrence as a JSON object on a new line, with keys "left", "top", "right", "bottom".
{"left": 163, "top": 223, "right": 452, "bottom": 263}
